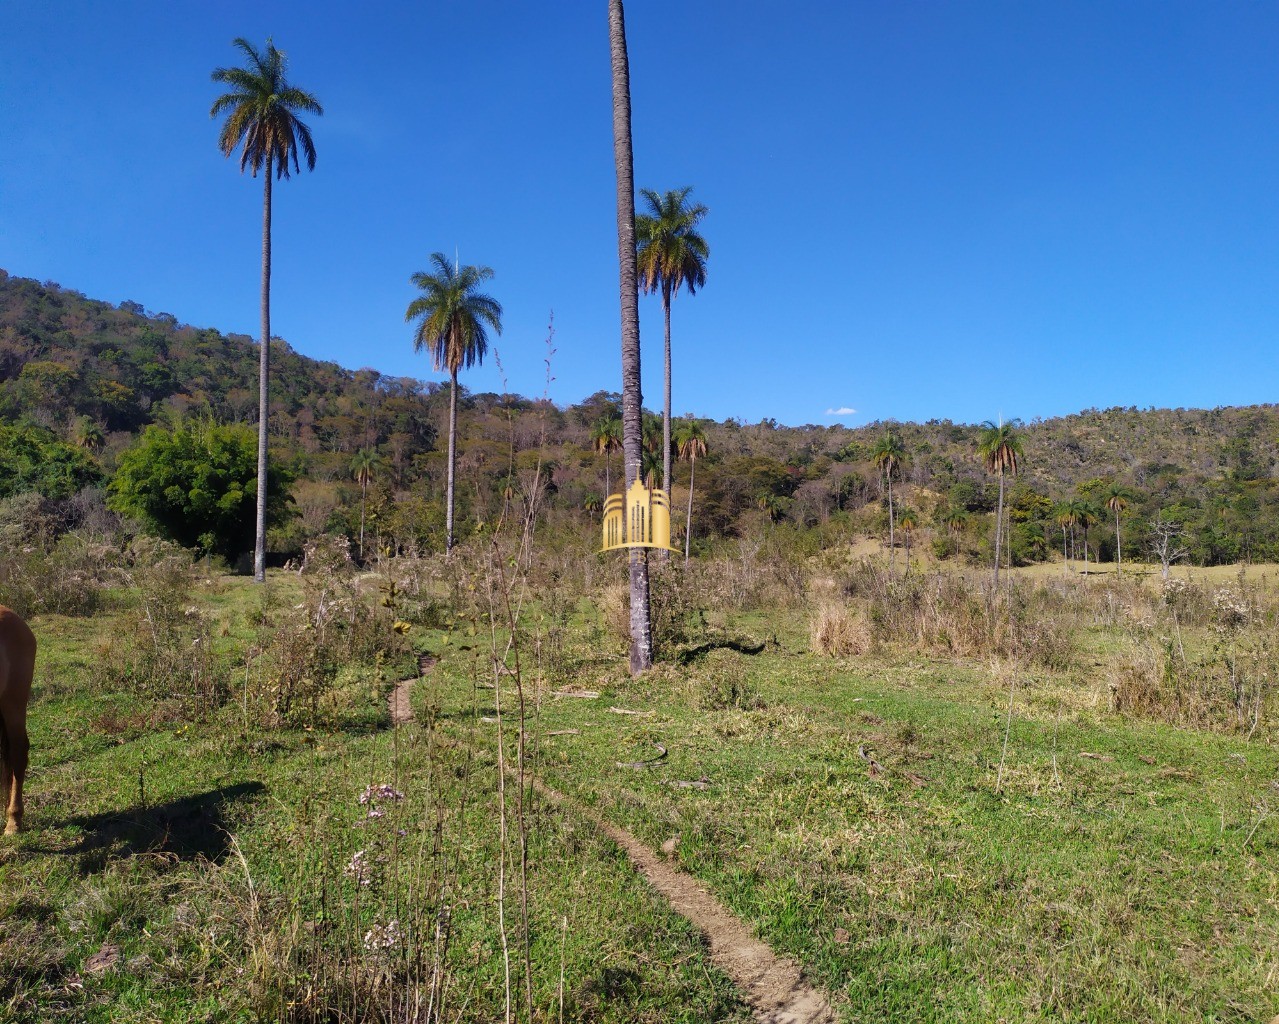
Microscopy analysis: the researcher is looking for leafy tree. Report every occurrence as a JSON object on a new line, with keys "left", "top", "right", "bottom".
{"left": 871, "top": 432, "right": 906, "bottom": 573}
{"left": 610, "top": 0, "right": 653, "bottom": 674}
{"left": 211, "top": 37, "right": 322, "bottom": 582}
{"left": 674, "top": 417, "right": 708, "bottom": 563}
{"left": 1103, "top": 483, "right": 1139, "bottom": 574}
{"left": 405, "top": 253, "right": 503, "bottom": 556}
{"left": 590, "top": 415, "right": 622, "bottom": 496}
{"left": 635, "top": 186, "right": 709, "bottom": 497}
{"left": 977, "top": 419, "right": 1023, "bottom": 586}
{"left": 0, "top": 424, "right": 102, "bottom": 500}
{"left": 109, "top": 421, "right": 293, "bottom": 562}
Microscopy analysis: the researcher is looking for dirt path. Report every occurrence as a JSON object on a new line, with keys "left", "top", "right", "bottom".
{"left": 393, "top": 663, "right": 836, "bottom": 1023}
{"left": 532, "top": 775, "right": 835, "bottom": 1023}
{"left": 388, "top": 653, "right": 435, "bottom": 725}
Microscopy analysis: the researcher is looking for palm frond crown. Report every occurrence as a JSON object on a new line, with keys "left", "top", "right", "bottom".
{"left": 977, "top": 420, "right": 1024, "bottom": 476}
{"left": 210, "top": 37, "right": 323, "bottom": 178}
{"left": 635, "top": 187, "right": 710, "bottom": 301}
{"left": 404, "top": 253, "right": 503, "bottom": 376}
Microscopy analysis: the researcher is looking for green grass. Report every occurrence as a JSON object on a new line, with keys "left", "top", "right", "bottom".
{"left": 1, "top": 576, "right": 749, "bottom": 1023}
{"left": 7, "top": 566, "right": 1279, "bottom": 1022}
{"left": 428, "top": 626, "right": 1279, "bottom": 1023}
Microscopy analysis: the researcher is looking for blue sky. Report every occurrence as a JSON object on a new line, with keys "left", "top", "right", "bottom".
{"left": 2, "top": 2, "right": 1276, "bottom": 427}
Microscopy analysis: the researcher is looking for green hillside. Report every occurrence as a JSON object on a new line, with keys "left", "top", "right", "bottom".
{"left": 2, "top": 269, "right": 1276, "bottom": 566}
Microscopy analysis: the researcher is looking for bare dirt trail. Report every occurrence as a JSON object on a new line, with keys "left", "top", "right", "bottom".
{"left": 388, "top": 653, "right": 435, "bottom": 725}
{"left": 391, "top": 662, "right": 836, "bottom": 1024}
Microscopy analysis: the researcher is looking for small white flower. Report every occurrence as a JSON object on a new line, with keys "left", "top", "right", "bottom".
{"left": 363, "top": 919, "right": 403, "bottom": 951}
{"left": 344, "top": 850, "right": 372, "bottom": 886}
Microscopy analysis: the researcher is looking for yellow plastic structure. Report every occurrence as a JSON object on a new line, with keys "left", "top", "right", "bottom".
{"left": 601, "top": 479, "right": 677, "bottom": 553}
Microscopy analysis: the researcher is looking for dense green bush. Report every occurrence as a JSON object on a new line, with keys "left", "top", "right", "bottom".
{"left": 109, "top": 421, "right": 294, "bottom": 562}
{"left": 0, "top": 423, "right": 101, "bottom": 499}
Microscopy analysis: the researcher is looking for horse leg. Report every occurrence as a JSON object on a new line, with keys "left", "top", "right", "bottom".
{"left": 0, "top": 715, "right": 10, "bottom": 829}
{"left": 2, "top": 709, "right": 26, "bottom": 835}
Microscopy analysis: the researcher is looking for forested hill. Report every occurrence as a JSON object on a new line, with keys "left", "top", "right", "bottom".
{"left": 3, "top": 269, "right": 1278, "bottom": 564}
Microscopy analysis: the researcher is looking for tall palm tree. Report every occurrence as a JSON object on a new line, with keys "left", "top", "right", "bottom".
{"left": 977, "top": 419, "right": 1024, "bottom": 587}
{"left": 609, "top": 0, "right": 653, "bottom": 675}
{"left": 405, "top": 254, "right": 502, "bottom": 557}
{"left": 635, "top": 187, "right": 708, "bottom": 499}
{"left": 1073, "top": 499, "right": 1098, "bottom": 569}
{"left": 674, "top": 417, "right": 708, "bottom": 564}
{"left": 871, "top": 432, "right": 906, "bottom": 574}
{"left": 898, "top": 507, "right": 919, "bottom": 574}
{"left": 211, "top": 37, "right": 322, "bottom": 583}
{"left": 590, "top": 415, "right": 622, "bottom": 496}
{"left": 1103, "top": 483, "right": 1138, "bottom": 575}
{"left": 943, "top": 506, "right": 968, "bottom": 558}
{"left": 1054, "top": 502, "right": 1077, "bottom": 573}
{"left": 350, "top": 448, "right": 382, "bottom": 560}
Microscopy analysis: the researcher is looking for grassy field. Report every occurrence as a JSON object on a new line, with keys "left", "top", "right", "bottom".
{"left": 1, "top": 572, "right": 748, "bottom": 1023}
{"left": 424, "top": 617, "right": 1278, "bottom": 1022}
{"left": 3, "top": 549, "right": 1278, "bottom": 1022}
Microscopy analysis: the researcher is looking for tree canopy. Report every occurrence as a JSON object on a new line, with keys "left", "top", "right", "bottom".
{"left": 109, "top": 421, "right": 294, "bottom": 561}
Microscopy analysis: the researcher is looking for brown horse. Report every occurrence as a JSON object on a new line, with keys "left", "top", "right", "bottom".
{"left": 0, "top": 606, "right": 34, "bottom": 835}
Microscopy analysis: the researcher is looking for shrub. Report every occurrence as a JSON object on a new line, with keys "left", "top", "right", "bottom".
{"left": 109, "top": 420, "right": 295, "bottom": 562}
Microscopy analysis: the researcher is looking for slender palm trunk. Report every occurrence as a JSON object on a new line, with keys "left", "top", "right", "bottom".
{"left": 610, "top": 0, "right": 652, "bottom": 675}
{"left": 662, "top": 288, "right": 672, "bottom": 497}
{"left": 359, "top": 477, "right": 367, "bottom": 560}
{"left": 446, "top": 369, "right": 458, "bottom": 557}
{"left": 1114, "top": 508, "right": 1122, "bottom": 575}
{"left": 604, "top": 449, "right": 611, "bottom": 497}
{"left": 684, "top": 454, "right": 696, "bottom": 564}
{"left": 886, "top": 472, "right": 895, "bottom": 574}
{"left": 254, "top": 160, "right": 272, "bottom": 583}
{"left": 993, "top": 468, "right": 1005, "bottom": 587}
{"left": 1062, "top": 525, "right": 1068, "bottom": 573}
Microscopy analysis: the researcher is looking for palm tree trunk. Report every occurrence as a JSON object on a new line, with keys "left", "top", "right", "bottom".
{"left": 887, "top": 472, "right": 895, "bottom": 574}
{"left": 684, "top": 453, "right": 695, "bottom": 564}
{"left": 610, "top": 0, "right": 652, "bottom": 675}
{"left": 993, "top": 469, "right": 1005, "bottom": 587}
{"left": 1115, "top": 508, "right": 1122, "bottom": 575}
{"left": 446, "top": 369, "right": 458, "bottom": 557}
{"left": 1062, "top": 525, "right": 1068, "bottom": 573}
{"left": 359, "top": 478, "right": 367, "bottom": 560}
{"left": 604, "top": 449, "right": 611, "bottom": 498}
{"left": 662, "top": 288, "right": 672, "bottom": 497}
{"left": 254, "top": 159, "right": 272, "bottom": 583}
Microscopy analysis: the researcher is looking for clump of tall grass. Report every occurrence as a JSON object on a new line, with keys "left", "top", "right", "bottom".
{"left": 832, "top": 560, "right": 1079, "bottom": 670}
{"left": 809, "top": 603, "right": 872, "bottom": 657}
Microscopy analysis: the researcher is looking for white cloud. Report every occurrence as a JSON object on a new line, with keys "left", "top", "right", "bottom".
{"left": 825, "top": 406, "right": 857, "bottom": 416}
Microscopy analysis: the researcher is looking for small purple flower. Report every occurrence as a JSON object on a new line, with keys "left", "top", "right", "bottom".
{"left": 358, "top": 784, "right": 405, "bottom": 805}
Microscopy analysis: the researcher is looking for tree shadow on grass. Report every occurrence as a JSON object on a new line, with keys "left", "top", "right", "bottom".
{"left": 41, "top": 781, "right": 267, "bottom": 874}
